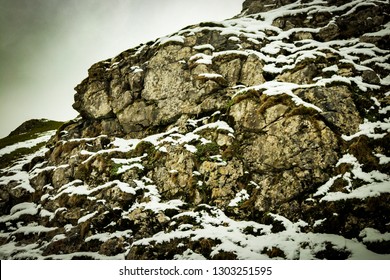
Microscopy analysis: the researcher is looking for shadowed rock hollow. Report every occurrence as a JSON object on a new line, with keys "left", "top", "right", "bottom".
{"left": 1, "top": 0, "right": 390, "bottom": 259}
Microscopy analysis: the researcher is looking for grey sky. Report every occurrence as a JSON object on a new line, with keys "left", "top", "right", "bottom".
{"left": 0, "top": 0, "right": 242, "bottom": 138}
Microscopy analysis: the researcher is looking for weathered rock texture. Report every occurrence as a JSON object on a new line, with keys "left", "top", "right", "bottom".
{"left": 1, "top": 0, "right": 390, "bottom": 259}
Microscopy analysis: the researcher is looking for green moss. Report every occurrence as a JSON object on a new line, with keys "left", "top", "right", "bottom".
{"left": 286, "top": 105, "right": 319, "bottom": 117}
{"left": 225, "top": 99, "right": 236, "bottom": 110}
{"left": 110, "top": 163, "right": 123, "bottom": 178}
{"left": 133, "top": 141, "right": 156, "bottom": 157}
{"left": 195, "top": 142, "right": 220, "bottom": 161}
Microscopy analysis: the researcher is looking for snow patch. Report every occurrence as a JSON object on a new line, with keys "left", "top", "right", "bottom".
{"left": 342, "top": 119, "right": 390, "bottom": 141}
{"left": 158, "top": 35, "right": 185, "bottom": 45}
{"left": 194, "top": 44, "right": 215, "bottom": 51}
{"left": 360, "top": 228, "right": 390, "bottom": 243}
{"left": 229, "top": 189, "right": 249, "bottom": 207}
{"left": 0, "top": 130, "right": 55, "bottom": 157}
{"left": 78, "top": 211, "right": 98, "bottom": 224}
{"left": 0, "top": 202, "right": 39, "bottom": 223}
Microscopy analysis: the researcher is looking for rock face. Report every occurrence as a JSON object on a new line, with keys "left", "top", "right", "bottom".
{"left": 1, "top": 0, "right": 390, "bottom": 259}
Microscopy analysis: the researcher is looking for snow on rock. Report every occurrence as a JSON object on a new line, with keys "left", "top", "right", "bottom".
{"left": 131, "top": 205, "right": 390, "bottom": 260}
{"left": 112, "top": 154, "right": 147, "bottom": 174}
{"left": 193, "top": 120, "right": 235, "bottom": 134}
{"left": 228, "top": 189, "right": 249, "bottom": 207}
{"left": 197, "top": 73, "right": 224, "bottom": 79}
{"left": 193, "top": 44, "right": 215, "bottom": 51}
{"left": 14, "top": 223, "right": 57, "bottom": 235}
{"left": 0, "top": 130, "right": 55, "bottom": 157}
{"left": 85, "top": 229, "right": 133, "bottom": 243}
{"left": 0, "top": 202, "right": 40, "bottom": 223}
{"left": 315, "top": 153, "right": 390, "bottom": 201}
{"left": 375, "top": 153, "right": 390, "bottom": 165}
{"left": 174, "top": 248, "right": 207, "bottom": 260}
{"left": 129, "top": 178, "right": 185, "bottom": 213}
{"left": 342, "top": 119, "right": 390, "bottom": 141}
{"left": 157, "top": 35, "right": 185, "bottom": 46}
{"left": 189, "top": 53, "right": 213, "bottom": 65}
{"left": 359, "top": 228, "right": 390, "bottom": 243}
{"left": 320, "top": 181, "right": 390, "bottom": 201}
{"left": 78, "top": 211, "right": 98, "bottom": 224}
{"left": 0, "top": 145, "right": 51, "bottom": 193}
{"left": 233, "top": 81, "right": 323, "bottom": 111}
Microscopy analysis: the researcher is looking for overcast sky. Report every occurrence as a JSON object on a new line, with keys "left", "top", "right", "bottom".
{"left": 0, "top": 0, "right": 242, "bottom": 138}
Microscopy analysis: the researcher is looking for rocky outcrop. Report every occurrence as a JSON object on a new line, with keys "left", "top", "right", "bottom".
{"left": 1, "top": 0, "right": 389, "bottom": 259}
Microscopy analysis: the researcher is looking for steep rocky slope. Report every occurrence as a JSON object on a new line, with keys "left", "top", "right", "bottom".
{"left": 1, "top": 0, "right": 389, "bottom": 259}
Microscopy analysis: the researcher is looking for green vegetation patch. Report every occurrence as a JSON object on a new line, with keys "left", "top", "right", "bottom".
{"left": 0, "top": 119, "right": 63, "bottom": 150}
{"left": 0, "top": 143, "right": 46, "bottom": 169}
{"left": 195, "top": 142, "right": 220, "bottom": 161}
{"left": 0, "top": 119, "right": 63, "bottom": 169}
